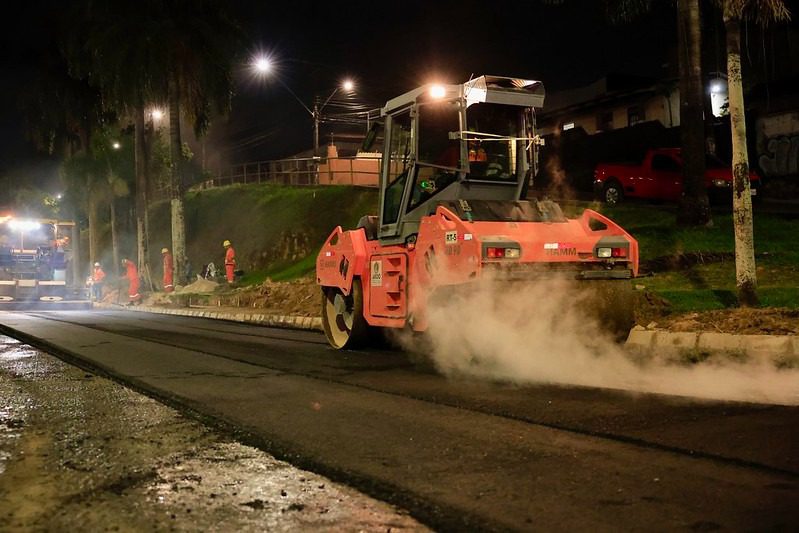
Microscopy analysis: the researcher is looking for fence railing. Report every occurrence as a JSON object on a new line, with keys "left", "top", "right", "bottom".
{"left": 192, "top": 155, "right": 382, "bottom": 191}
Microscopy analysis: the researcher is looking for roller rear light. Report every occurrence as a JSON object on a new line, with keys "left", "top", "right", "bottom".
{"left": 596, "top": 247, "right": 628, "bottom": 258}
{"left": 485, "top": 247, "right": 521, "bottom": 259}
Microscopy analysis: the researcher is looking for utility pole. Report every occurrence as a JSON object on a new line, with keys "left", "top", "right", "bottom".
{"left": 313, "top": 97, "right": 320, "bottom": 157}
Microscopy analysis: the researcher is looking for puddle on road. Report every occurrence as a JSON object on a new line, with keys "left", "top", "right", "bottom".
{"left": 0, "top": 336, "right": 426, "bottom": 531}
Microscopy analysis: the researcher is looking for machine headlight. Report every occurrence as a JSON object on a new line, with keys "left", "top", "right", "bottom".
{"left": 712, "top": 179, "right": 730, "bottom": 188}
{"left": 596, "top": 247, "right": 612, "bottom": 258}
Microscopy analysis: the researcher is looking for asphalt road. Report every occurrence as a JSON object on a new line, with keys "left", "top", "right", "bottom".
{"left": 1, "top": 309, "right": 797, "bottom": 531}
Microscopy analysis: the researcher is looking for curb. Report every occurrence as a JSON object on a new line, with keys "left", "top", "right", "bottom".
{"left": 95, "top": 303, "right": 323, "bottom": 332}
{"left": 625, "top": 326, "right": 798, "bottom": 366}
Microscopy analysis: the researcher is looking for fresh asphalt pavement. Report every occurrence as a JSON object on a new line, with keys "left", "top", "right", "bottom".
{"left": 0, "top": 309, "right": 797, "bottom": 531}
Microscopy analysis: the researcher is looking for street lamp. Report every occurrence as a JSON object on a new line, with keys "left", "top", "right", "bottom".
{"left": 253, "top": 56, "right": 272, "bottom": 74}
{"left": 313, "top": 79, "right": 356, "bottom": 157}
{"left": 150, "top": 108, "right": 164, "bottom": 122}
{"left": 112, "top": 141, "right": 121, "bottom": 150}
{"left": 250, "top": 55, "right": 356, "bottom": 156}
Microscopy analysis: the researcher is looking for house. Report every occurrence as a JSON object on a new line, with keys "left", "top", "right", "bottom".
{"left": 538, "top": 74, "right": 684, "bottom": 137}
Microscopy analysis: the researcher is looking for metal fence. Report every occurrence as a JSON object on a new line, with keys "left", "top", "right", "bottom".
{"left": 193, "top": 155, "right": 382, "bottom": 191}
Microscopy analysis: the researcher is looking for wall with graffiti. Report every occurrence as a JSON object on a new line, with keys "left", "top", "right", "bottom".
{"left": 757, "top": 112, "right": 799, "bottom": 179}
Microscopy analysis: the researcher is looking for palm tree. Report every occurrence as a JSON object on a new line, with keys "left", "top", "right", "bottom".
{"left": 65, "top": 0, "right": 171, "bottom": 286}
{"left": 158, "top": 0, "right": 243, "bottom": 282}
{"left": 719, "top": 0, "right": 791, "bottom": 305}
{"left": 73, "top": 0, "right": 241, "bottom": 284}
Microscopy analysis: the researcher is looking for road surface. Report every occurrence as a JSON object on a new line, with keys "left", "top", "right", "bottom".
{"left": 1, "top": 309, "right": 797, "bottom": 531}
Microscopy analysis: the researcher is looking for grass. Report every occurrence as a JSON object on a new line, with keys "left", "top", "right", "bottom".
{"left": 148, "top": 184, "right": 377, "bottom": 283}
{"left": 239, "top": 252, "right": 318, "bottom": 284}
{"left": 147, "top": 184, "right": 796, "bottom": 313}
{"left": 583, "top": 203, "right": 799, "bottom": 312}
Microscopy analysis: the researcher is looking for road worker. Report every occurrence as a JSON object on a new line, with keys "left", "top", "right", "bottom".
{"left": 91, "top": 262, "right": 106, "bottom": 301}
{"left": 223, "top": 240, "right": 236, "bottom": 284}
{"left": 468, "top": 139, "right": 487, "bottom": 163}
{"left": 161, "top": 247, "right": 174, "bottom": 292}
{"left": 121, "top": 258, "right": 141, "bottom": 304}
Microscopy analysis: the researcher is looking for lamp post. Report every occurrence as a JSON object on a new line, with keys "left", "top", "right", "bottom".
{"left": 251, "top": 56, "right": 355, "bottom": 156}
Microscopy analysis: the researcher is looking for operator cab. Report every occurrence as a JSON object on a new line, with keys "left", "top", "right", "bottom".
{"left": 377, "top": 75, "right": 545, "bottom": 244}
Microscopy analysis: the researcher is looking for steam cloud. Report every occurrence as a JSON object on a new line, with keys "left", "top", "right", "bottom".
{"left": 415, "top": 277, "right": 799, "bottom": 406}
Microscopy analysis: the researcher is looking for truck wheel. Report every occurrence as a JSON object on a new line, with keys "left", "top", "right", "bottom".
{"left": 322, "top": 279, "right": 371, "bottom": 349}
{"left": 603, "top": 181, "right": 623, "bottom": 206}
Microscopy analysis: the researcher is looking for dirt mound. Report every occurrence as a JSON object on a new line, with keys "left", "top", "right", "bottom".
{"left": 232, "top": 277, "right": 319, "bottom": 316}
{"left": 655, "top": 308, "right": 799, "bottom": 335}
{"left": 179, "top": 277, "right": 219, "bottom": 294}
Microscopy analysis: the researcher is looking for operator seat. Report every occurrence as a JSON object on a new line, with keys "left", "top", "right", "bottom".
{"left": 356, "top": 215, "right": 379, "bottom": 241}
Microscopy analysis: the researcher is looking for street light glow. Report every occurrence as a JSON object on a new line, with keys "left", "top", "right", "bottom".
{"left": 151, "top": 109, "right": 164, "bottom": 121}
{"left": 342, "top": 79, "right": 355, "bottom": 92}
{"left": 253, "top": 56, "right": 272, "bottom": 75}
{"left": 112, "top": 141, "right": 121, "bottom": 150}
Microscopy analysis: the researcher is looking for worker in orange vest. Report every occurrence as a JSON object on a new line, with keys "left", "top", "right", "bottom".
{"left": 91, "top": 262, "right": 106, "bottom": 301}
{"left": 161, "top": 247, "right": 174, "bottom": 292}
{"left": 121, "top": 258, "right": 141, "bottom": 304}
{"left": 223, "top": 240, "right": 236, "bottom": 284}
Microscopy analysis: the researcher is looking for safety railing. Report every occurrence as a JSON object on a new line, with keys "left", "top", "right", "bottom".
{"left": 193, "top": 155, "right": 382, "bottom": 191}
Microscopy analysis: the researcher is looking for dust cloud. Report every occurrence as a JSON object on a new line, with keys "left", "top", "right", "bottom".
{"left": 416, "top": 277, "right": 799, "bottom": 406}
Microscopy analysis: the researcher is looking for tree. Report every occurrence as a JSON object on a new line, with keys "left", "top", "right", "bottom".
{"left": 548, "top": 0, "right": 712, "bottom": 226}
{"left": 19, "top": 41, "right": 104, "bottom": 286}
{"left": 675, "top": 0, "right": 712, "bottom": 227}
{"left": 159, "top": 0, "right": 242, "bottom": 282}
{"left": 719, "top": 0, "right": 790, "bottom": 305}
{"left": 72, "top": 0, "right": 241, "bottom": 284}
{"left": 66, "top": 0, "right": 169, "bottom": 286}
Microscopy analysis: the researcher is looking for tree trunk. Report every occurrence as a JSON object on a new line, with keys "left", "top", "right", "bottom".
{"left": 169, "top": 75, "right": 187, "bottom": 284}
{"left": 134, "top": 106, "right": 151, "bottom": 280}
{"left": 70, "top": 217, "right": 82, "bottom": 291}
{"left": 676, "top": 0, "right": 712, "bottom": 226}
{"left": 724, "top": 12, "right": 758, "bottom": 306}
{"left": 87, "top": 188, "right": 101, "bottom": 268}
{"left": 110, "top": 197, "right": 119, "bottom": 271}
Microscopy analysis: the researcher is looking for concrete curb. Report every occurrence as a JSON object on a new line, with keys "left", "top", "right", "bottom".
{"left": 95, "top": 303, "right": 323, "bottom": 332}
{"left": 625, "top": 326, "right": 798, "bottom": 366}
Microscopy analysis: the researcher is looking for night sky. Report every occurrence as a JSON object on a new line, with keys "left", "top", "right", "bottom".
{"left": 0, "top": 0, "right": 679, "bottom": 190}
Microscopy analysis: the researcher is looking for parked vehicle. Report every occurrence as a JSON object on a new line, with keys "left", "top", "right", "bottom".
{"left": 594, "top": 148, "right": 761, "bottom": 205}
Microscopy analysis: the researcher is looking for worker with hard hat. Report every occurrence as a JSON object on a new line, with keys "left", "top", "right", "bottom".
{"left": 91, "top": 262, "right": 106, "bottom": 301}
{"left": 223, "top": 239, "right": 236, "bottom": 284}
{"left": 161, "top": 247, "right": 174, "bottom": 292}
{"left": 121, "top": 257, "right": 141, "bottom": 304}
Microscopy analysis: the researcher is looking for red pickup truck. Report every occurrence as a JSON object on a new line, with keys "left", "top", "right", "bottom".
{"left": 594, "top": 148, "right": 760, "bottom": 205}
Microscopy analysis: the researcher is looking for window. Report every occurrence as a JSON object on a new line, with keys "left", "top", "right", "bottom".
{"left": 417, "top": 101, "right": 461, "bottom": 168}
{"left": 627, "top": 105, "right": 645, "bottom": 126}
{"left": 562, "top": 122, "right": 575, "bottom": 131}
{"left": 596, "top": 111, "right": 613, "bottom": 132}
{"left": 405, "top": 101, "right": 462, "bottom": 214}
{"left": 651, "top": 154, "right": 681, "bottom": 173}
{"left": 465, "top": 103, "right": 526, "bottom": 182}
{"left": 382, "top": 111, "right": 412, "bottom": 225}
